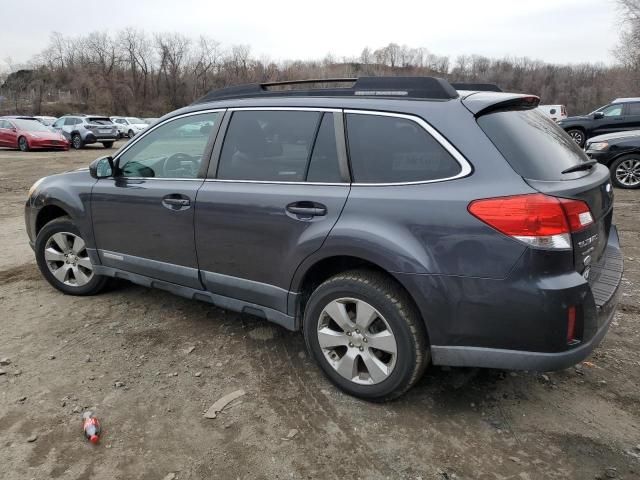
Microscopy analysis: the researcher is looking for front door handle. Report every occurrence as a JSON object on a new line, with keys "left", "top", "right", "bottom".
{"left": 286, "top": 202, "right": 327, "bottom": 218}
{"left": 162, "top": 194, "right": 191, "bottom": 211}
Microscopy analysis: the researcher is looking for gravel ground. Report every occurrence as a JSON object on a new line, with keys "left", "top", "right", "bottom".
{"left": 1, "top": 143, "right": 639, "bottom": 480}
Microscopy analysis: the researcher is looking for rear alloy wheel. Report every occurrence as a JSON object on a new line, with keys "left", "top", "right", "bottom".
{"left": 72, "top": 134, "right": 83, "bottom": 149}
{"left": 566, "top": 129, "right": 586, "bottom": 147}
{"left": 35, "top": 216, "right": 108, "bottom": 295}
{"left": 128, "top": 129, "right": 134, "bottom": 138}
{"left": 18, "top": 136, "right": 29, "bottom": 152}
{"left": 611, "top": 155, "right": 640, "bottom": 189}
{"left": 303, "top": 270, "right": 429, "bottom": 401}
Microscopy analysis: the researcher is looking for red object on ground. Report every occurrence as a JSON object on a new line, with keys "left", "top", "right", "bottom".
{"left": 82, "top": 411, "right": 101, "bottom": 444}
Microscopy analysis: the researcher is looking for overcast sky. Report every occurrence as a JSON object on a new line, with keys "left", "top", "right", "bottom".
{"left": 0, "top": 0, "right": 622, "bottom": 67}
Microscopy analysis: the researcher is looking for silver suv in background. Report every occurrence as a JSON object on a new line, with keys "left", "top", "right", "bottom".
{"left": 110, "top": 116, "right": 149, "bottom": 139}
{"left": 52, "top": 115, "right": 118, "bottom": 149}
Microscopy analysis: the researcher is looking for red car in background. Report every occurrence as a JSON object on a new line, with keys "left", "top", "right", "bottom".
{"left": 0, "top": 118, "right": 69, "bottom": 151}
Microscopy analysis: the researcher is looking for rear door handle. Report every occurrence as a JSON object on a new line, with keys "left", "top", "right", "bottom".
{"left": 286, "top": 202, "right": 327, "bottom": 218}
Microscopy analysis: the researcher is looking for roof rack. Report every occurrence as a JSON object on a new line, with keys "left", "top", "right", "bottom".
{"left": 451, "top": 83, "right": 502, "bottom": 92}
{"left": 192, "top": 77, "right": 459, "bottom": 104}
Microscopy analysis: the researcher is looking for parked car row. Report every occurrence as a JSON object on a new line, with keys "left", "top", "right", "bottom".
{"left": 0, "top": 114, "right": 158, "bottom": 151}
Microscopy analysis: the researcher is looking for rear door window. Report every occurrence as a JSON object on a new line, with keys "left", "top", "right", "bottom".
{"left": 478, "top": 109, "right": 591, "bottom": 180}
{"left": 345, "top": 113, "right": 461, "bottom": 183}
{"left": 217, "top": 110, "right": 321, "bottom": 182}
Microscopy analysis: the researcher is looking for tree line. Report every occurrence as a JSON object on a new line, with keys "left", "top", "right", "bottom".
{"left": 1, "top": 4, "right": 639, "bottom": 118}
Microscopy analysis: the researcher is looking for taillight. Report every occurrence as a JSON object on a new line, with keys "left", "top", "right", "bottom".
{"left": 468, "top": 193, "right": 593, "bottom": 250}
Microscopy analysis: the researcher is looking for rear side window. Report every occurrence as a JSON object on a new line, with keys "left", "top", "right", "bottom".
{"left": 218, "top": 110, "right": 321, "bottom": 182}
{"left": 478, "top": 109, "right": 591, "bottom": 181}
{"left": 345, "top": 113, "right": 461, "bottom": 183}
{"left": 628, "top": 103, "right": 640, "bottom": 115}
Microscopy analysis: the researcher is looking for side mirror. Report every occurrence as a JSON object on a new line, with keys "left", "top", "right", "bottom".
{"left": 89, "top": 156, "right": 114, "bottom": 179}
{"left": 594, "top": 111, "right": 605, "bottom": 120}
{"left": 11, "top": 127, "right": 17, "bottom": 132}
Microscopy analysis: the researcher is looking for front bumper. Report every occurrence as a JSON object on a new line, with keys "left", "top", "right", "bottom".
{"left": 399, "top": 226, "right": 623, "bottom": 371}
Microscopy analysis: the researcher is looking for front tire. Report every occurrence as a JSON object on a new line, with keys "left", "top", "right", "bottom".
{"left": 611, "top": 155, "right": 640, "bottom": 189}
{"left": 128, "top": 129, "right": 134, "bottom": 138}
{"left": 566, "top": 129, "right": 586, "bottom": 148}
{"left": 303, "top": 270, "right": 429, "bottom": 402}
{"left": 35, "top": 216, "right": 108, "bottom": 295}
{"left": 18, "top": 136, "right": 29, "bottom": 152}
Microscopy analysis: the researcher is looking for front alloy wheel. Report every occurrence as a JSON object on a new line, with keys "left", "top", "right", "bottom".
{"left": 318, "top": 298, "right": 398, "bottom": 385}
{"left": 35, "top": 216, "right": 108, "bottom": 295}
{"left": 567, "top": 129, "right": 586, "bottom": 147}
{"left": 612, "top": 156, "right": 640, "bottom": 189}
{"left": 18, "top": 136, "right": 29, "bottom": 152}
{"left": 44, "top": 232, "right": 94, "bottom": 287}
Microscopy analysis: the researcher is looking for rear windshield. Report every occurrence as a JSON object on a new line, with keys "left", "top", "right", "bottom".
{"left": 87, "top": 117, "right": 113, "bottom": 125}
{"left": 478, "top": 109, "right": 591, "bottom": 180}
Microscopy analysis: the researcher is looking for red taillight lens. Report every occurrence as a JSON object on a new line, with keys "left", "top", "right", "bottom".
{"left": 567, "top": 305, "right": 577, "bottom": 343}
{"left": 558, "top": 198, "right": 593, "bottom": 232}
{"left": 468, "top": 194, "right": 593, "bottom": 250}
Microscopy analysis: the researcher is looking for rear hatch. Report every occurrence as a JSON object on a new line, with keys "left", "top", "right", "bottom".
{"left": 476, "top": 107, "right": 614, "bottom": 276}
{"left": 86, "top": 117, "right": 116, "bottom": 136}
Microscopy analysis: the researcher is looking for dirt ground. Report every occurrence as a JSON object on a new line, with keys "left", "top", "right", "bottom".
{"left": 0, "top": 143, "right": 639, "bottom": 480}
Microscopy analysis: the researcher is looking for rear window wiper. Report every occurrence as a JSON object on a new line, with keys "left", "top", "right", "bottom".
{"left": 561, "top": 160, "right": 597, "bottom": 175}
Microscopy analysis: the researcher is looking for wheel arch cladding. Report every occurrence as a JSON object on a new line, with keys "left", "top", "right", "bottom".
{"left": 36, "top": 204, "right": 69, "bottom": 235}
{"left": 292, "top": 254, "right": 430, "bottom": 340}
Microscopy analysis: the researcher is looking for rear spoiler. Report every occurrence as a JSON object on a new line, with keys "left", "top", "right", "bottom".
{"left": 451, "top": 82, "right": 502, "bottom": 92}
{"left": 461, "top": 92, "right": 540, "bottom": 117}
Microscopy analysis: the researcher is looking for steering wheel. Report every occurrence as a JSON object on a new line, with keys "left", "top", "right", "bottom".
{"left": 163, "top": 153, "right": 198, "bottom": 178}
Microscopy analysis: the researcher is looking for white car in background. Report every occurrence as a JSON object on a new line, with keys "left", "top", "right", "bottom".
{"left": 34, "top": 116, "right": 58, "bottom": 126}
{"left": 110, "top": 116, "right": 149, "bottom": 139}
{"left": 536, "top": 104, "right": 567, "bottom": 122}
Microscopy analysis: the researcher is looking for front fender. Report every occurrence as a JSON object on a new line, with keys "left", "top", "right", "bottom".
{"left": 29, "top": 170, "right": 97, "bottom": 249}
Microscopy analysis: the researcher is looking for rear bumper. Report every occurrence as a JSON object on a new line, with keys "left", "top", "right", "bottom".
{"left": 399, "top": 226, "right": 623, "bottom": 371}
{"left": 84, "top": 133, "right": 117, "bottom": 144}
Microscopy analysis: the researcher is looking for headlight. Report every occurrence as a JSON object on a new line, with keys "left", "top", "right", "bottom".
{"left": 28, "top": 177, "right": 46, "bottom": 198}
{"left": 588, "top": 142, "right": 609, "bottom": 151}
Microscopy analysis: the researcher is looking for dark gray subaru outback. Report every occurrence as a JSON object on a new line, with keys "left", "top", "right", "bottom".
{"left": 25, "top": 77, "right": 623, "bottom": 401}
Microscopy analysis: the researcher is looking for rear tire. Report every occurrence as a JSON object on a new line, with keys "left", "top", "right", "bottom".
{"left": 102, "top": 141, "right": 114, "bottom": 148}
{"left": 566, "top": 129, "right": 586, "bottom": 148}
{"left": 303, "top": 269, "right": 429, "bottom": 402}
{"left": 610, "top": 155, "right": 640, "bottom": 189}
{"left": 128, "top": 129, "right": 134, "bottom": 138}
{"left": 18, "top": 136, "right": 29, "bottom": 152}
{"left": 71, "top": 133, "right": 83, "bottom": 149}
{"left": 35, "top": 216, "right": 108, "bottom": 296}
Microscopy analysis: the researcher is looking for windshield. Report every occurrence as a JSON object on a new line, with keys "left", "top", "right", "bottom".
{"left": 126, "top": 117, "right": 144, "bottom": 124}
{"left": 13, "top": 119, "right": 51, "bottom": 132}
{"left": 478, "top": 109, "right": 592, "bottom": 181}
